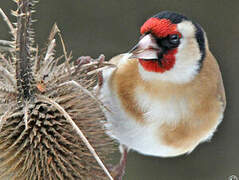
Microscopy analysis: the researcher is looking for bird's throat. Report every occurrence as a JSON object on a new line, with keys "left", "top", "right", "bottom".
{"left": 138, "top": 49, "right": 177, "bottom": 73}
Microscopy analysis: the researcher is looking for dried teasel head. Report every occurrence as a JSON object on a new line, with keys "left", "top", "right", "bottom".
{"left": 0, "top": 0, "right": 115, "bottom": 179}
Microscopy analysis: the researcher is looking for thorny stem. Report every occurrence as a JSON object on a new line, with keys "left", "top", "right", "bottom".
{"left": 15, "top": 0, "right": 35, "bottom": 103}
{"left": 37, "top": 95, "right": 114, "bottom": 180}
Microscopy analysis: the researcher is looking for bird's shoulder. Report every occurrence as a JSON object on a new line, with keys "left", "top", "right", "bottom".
{"left": 108, "top": 53, "right": 128, "bottom": 66}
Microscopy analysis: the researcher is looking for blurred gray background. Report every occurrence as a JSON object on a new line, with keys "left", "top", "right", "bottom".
{"left": 0, "top": 0, "right": 238, "bottom": 180}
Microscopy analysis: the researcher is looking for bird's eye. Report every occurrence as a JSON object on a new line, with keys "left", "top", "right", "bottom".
{"left": 168, "top": 34, "right": 180, "bottom": 45}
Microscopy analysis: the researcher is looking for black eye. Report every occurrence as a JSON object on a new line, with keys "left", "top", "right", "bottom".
{"left": 168, "top": 34, "right": 180, "bottom": 45}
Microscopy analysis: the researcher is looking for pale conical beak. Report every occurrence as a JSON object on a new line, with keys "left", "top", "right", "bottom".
{"left": 128, "top": 34, "right": 162, "bottom": 60}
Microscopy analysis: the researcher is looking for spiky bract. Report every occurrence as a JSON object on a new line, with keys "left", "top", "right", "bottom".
{"left": 0, "top": 1, "right": 114, "bottom": 179}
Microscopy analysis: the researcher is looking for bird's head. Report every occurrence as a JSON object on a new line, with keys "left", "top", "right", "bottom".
{"left": 129, "top": 11, "right": 207, "bottom": 83}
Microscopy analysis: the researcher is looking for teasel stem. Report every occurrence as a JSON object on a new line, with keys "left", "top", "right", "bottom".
{"left": 15, "top": 0, "right": 35, "bottom": 103}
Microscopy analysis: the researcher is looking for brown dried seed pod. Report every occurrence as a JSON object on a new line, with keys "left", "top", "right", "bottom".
{"left": 0, "top": 0, "right": 115, "bottom": 179}
{"left": 0, "top": 85, "right": 114, "bottom": 180}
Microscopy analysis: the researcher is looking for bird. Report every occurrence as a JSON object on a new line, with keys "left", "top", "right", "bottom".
{"left": 97, "top": 11, "right": 226, "bottom": 179}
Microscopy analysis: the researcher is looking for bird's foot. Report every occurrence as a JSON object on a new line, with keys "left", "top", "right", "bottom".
{"left": 75, "top": 54, "right": 105, "bottom": 88}
{"left": 76, "top": 55, "right": 93, "bottom": 67}
{"left": 110, "top": 163, "right": 126, "bottom": 180}
{"left": 108, "top": 145, "right": 128, "bottom": 180}
{"left": 75, "top": 54, "right": 105, "bottom": 69}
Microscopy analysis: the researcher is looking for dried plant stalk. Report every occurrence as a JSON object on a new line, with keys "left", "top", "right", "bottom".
{"left": 15, "top": 0, "right": 35, "bottom": 103}
{"left": 0, "top": 0, "right": 114, "bottom": 179}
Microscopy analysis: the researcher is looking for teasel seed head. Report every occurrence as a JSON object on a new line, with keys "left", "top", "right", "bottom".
{"left": 0, "top": 0, "right": 115, "bottom": 179}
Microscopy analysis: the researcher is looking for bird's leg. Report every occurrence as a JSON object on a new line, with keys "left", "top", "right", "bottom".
{"left": 111, "top": 145, "right": 128, "bottom": 180}
{"left": 97, "top": 71, "right": 103, "bottom": 88}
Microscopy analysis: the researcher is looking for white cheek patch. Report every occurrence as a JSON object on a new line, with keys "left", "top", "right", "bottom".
{"left": 138, "top": 20, "right": 202, "bottom": 84}
{"left": 177, "top": 21, "right": 195, "bottom": 38}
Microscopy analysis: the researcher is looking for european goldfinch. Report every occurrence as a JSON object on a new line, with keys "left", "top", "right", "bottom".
{"left": 98, "top": 11, "right": 226, "bottom": 179}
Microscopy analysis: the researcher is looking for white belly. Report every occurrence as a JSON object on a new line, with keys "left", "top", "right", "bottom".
{"left": 99, "top": 67, "right": 189, "bottom": 157}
